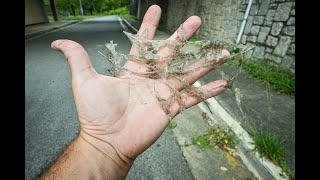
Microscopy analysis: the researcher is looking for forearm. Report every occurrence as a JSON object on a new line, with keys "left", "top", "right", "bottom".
{"left": 39, "top": 132, "right": 131, "bottom": 180}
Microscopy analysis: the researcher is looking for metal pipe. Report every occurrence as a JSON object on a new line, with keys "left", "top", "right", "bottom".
{"left": 137, "top": 0, "right": 141, "bottom": 18}
{"left": 79, "top": 0, "right": 84, "bottom": 16}
{"left": 236, "top": 0, "right": 253, "bottom": 44}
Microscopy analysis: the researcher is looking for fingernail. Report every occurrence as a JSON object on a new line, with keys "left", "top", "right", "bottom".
{"left": 147, "top": 6, "right": 159, "bottom": 21}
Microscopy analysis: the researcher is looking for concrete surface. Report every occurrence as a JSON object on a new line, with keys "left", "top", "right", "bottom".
{"left": 172, "top": 105, "right": 257, "bottom": 180}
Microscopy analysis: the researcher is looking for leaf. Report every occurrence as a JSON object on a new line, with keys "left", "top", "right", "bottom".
{"left": 220, "top": 166, "right": 228, "bottom": 171}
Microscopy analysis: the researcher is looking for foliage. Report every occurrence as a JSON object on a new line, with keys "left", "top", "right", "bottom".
{"left": 242, "top": 60, "right": 295, "bottom": 96}
{"left": 43, "top": 0, "right": 130, "bottom": 16}
{"left": 227, "top": 58, "right": 295, "bottom": 96}
{"left": 100, "top": 6, "right": 129, "bottom": 16}
{"left": 166, "top": 121, "right": 177, "bottom": 129}
{"left": 192, "top": 127, "right": 238, "bottom": 151}
{"left": 250, "top": 127, "right": 294, "bottom": 179}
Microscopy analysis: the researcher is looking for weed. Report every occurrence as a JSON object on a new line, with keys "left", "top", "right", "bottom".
{"left": 192, "top": 127, "right": 238, "bottom": 152}
{"left": 189, "top": 35, "right": 200, "bottom": 42}
{"left": 251, "top": 129, "right": 287, "bottom": 164}
{"left": 228, "top": 58, "right": 295, "bottom": 96}
{"left": 166, "top": 121, "right": 177, "bottom": 129}
{"left": 250, "top": 127, "right": 294, "bottom": 179}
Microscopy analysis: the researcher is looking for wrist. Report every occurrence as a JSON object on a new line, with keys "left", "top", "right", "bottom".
{"left": 79, "top": 130, "right": 132, "bottom": 178}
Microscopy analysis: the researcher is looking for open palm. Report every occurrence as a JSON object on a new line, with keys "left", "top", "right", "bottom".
{"left": 51, "top": 5, "right": 229, "bottom": 165}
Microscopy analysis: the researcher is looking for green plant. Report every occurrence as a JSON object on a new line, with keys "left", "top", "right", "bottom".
{"left": 243, "top": 60, "right": 295, "bottom": 95}
{"left": 250, "top": 127, "right": 294, "bottom": 179}
{"left": 189, "top": 35, "right": 200, "bottom": 42}
{"left": 227, "top": 58, "right": 295, "bottom": 96}
{"left": 166, "top": 121, "right": 177, "bottom": 129}
{"left": 192, "top": 127, "right": 238, "bottom": 151}
{"left": 251, "top": 128, "right": 287, "bottom": 164}
{"left": 48, "top": 15, "right": 98, "bottom": 22}
{"left": 101, "top": 6, "right": 129, "bottom": 16}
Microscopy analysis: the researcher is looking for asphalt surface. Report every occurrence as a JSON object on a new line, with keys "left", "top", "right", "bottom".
{"left": 25, "top": 16, "right": 193, "bottom": 180}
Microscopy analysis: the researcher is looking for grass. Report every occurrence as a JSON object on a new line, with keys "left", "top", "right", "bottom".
{"left": 189, "top": 35, "right": 200, "bottom": 42}
{"left": 227, "top": 58, "right": 295, "bottom": 96}
{"left": 48, "top": 6, "right": 130, "bottom": 22}
{"left": 100, "top": 6, "right": 129, "bottom": 16}
{"left": 166, "top": 121, "right": 177, "bottom": 129}
{"left": 192, "top": 127, "right": 238, "bottom": 151}
{"left": 250, "top": 127, "right": 294, "bottom": 179}
{"left": 48, "top": 15, "right": 99, "bottom": 22}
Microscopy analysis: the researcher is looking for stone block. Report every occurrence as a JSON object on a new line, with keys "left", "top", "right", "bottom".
{"left": 264, "top": 20, "right": 273, "bottom": 26}
{"left": 252, "top": 46, "right": 265, "bottom": 59}
{"left": 286, "top": 17, "right": 295, "bottom": 25}
{"left": 250, "top": 25, "right": 260, "bottom": 35}
{"left": 265, "top": 47, "right": 273, "bottom": 53}
{"left": 257, "top": 26, "right": 271, "bottom": 43}
{"left": 274, "top": 2, "right": 293, "bottom": 21}
{"left": 247, "top": 35, "right": 257, "bottom": 42}
{"left": 266, "top": 35, "right": 278, "bottom": 47}
{"left": 258, "top": 0, "right": 270, "bottom": 15}
{"left": 287, "top": 43, "right": 295, "bottom": 55}
{"left": 265, "top": 53, "right": 282, "bottom": 63}
{"left": 241, "top": 35, "right": 247, "bottom": 44}
{"left": 253, "top": 16, "right": 265, "bottom": 25}
{"left": 270, "top": 3, "right": 278, "bottom": 10}
{"left": 273, "top": 36, "right": 292, "bottom": 56}
{"left": 280, "top": 55, "right": 294, "bottom": 69}
{"left": 270, "top": 22, "right": 283, "bottom": 36}
{"left": 249, "top": 4, "right": 259, "bottom": 15}
{"left": 244, "top": 16, "right": 254, "bottom": 34}
{"left": 282, "top": 26, "right": 295, "bottom": 36}
{"left": 266, "top": 10, "right": 276, "bottom": 21}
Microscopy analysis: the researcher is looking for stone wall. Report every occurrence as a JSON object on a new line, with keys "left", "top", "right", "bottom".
{"left": 138, "top": 0, "right": 295, "bottom": 73}
{"left": 240, "top": 0, "right": 295, "bottom": 73}
{"left": 167, "top": 0, "right": 243, "bottom": 43}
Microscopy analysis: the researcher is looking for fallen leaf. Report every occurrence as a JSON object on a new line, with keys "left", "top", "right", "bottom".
{"left": 220, "top": 166, "right": 228, "bottom": 171}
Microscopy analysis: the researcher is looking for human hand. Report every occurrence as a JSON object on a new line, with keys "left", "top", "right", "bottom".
{"left": 51, "top": 5, "right": 229, "bottom": 169}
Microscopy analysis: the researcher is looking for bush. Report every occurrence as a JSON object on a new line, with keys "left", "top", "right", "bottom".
{"left": 101, "top": 6, "right": 129, "bottom": 16}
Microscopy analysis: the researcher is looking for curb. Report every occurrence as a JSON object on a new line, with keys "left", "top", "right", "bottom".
{"left": 25, "top": 21, "right": 79, "bottom": 40}
{"left": 118, "top": 17, "right": 288, "bottom": 180}
{"left": 194, "top": 81, "right": 287, "bottom": 180}
{"left": 119, "top": 17, "right": 139, "bottom": 33}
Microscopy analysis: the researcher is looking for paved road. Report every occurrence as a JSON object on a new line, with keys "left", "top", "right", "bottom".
{"left": 25, "top": 16, "right": 193, "bottom": 180}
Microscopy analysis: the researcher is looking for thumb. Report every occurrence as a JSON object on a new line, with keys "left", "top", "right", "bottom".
{"left": 51, "top": 39, "right": 97, "bottom": 80}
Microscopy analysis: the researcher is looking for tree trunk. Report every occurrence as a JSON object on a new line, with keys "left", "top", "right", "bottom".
{"left": 70, "top": 5, "right": 76, "bottom": 16}
{"left": 130, "top": 0, "right": 138, "bottom": 16}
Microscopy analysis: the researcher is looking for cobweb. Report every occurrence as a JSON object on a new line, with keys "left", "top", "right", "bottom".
{"left": 99, "top": 25, "right": 254, "bottom": 117}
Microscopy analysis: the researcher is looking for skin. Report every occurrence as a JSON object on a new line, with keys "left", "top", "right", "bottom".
{"left": 39, "top": 5, "right": 230, "bottom": 180}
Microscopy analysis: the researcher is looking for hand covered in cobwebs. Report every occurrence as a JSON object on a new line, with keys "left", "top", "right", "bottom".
{"left": 51, "top": 5, "right": 230, "bottom": 166}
